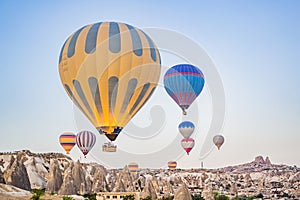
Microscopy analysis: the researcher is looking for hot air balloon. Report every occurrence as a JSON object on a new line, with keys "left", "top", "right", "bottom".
{"left": 59, "top": 132, "right": 76, "bottom": 154}
{"left": 181, "top": 138, "right": 195, "bottom": 155}
{"left": 213, "top": 135, "right": 224, "bottom": 150}
{"left": 168, "top": 161, "right": 177, "bottom": 171}
{"left": 128, "top": 162, "right": 139, "bottom": 172}
{"left": 164, "top": 64, "right": 205, "bottom": 115}
{"left": 76, "top": 131, "right": 96, "bottom": 156}
{"left": 58, "top": 22, "right": 161, "bottom": 142}
{"left": 178, "top": 121, "right": 195, "bottom": 138}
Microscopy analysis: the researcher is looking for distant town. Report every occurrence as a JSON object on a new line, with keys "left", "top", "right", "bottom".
{"left": 0, "top": 150, "right": 299, "bottom": 199}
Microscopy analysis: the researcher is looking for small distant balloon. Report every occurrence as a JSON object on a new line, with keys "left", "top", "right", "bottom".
{"left": 168, "top": 161, "right": 177, "bottom": 171}
{"left": 164, "top": 64, "right": 205, "bottom": 115}
{"left": 213, "top": 135, "right": 224, "bottom": 150}
{"left": 178, "top": 121, "right": 195, "bottom": 138}
{"left": 181, "top": 138, "right": 195, "bottom": 155}
{"left": 76, "top": 131, "right": 96, "bottom": 156}
{"left": 128, "top": 162, "right": 139, "bottom": 172}
{"left": 59, "top": 132, "right": 76, "bottom": 154}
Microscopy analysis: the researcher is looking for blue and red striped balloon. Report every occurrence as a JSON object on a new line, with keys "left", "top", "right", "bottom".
{"left": 164, "top": 64, "right": 205, "bottom": 115}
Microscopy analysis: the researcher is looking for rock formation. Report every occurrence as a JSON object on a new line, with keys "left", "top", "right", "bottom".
{"left": 151, "top": 176, "right": 160, "bottom": 194}
{"left": 46, "top": 159, "right": 63, "bottom": 193}
{"left": 202, "top": 184, "right": 214, "bottom": 200}
{"left": 24, "top": 157, "right": 47, "bottom": 189}
{"left": 58, "top": 162, "right": 76, "bottom": 195}
{"left": 3, "top": 154, "right": 31, "bottom": 190}
{"left": 265, "top": 156, "right": 271, "bottom": 165}
{"left": 91, "top": 166, "right": 110, "bottom": 193}
{"left": 112, "top": 177, "right": 126, "bottom": 192}
{"left": 0, "top": 168, "right": 5, "bottom": 184}
{"left": 174, "top": 183, "right": 192, "bottom": 200}
{"left": 1, "top": 151, "right": 300, "bottom": 199}
{"left": 254, "top": 156, "right": 265, "bottom": 164}
{"left": 72, "top": 160, "right": 91, "bottom": 194}
{"left": 140, "top": 179, "right": 157, "bottom": 199}
{"left": 162, "top": 179, "right": 174, "bottom": 194}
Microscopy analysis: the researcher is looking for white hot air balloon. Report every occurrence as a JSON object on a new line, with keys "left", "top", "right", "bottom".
{"left": 181, "top": 138, "right": 195, "bottom": 155}
{"left": 76, "top": 131, "right": 96, "bottom": 156}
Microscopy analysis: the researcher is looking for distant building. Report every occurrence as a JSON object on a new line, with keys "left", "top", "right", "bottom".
{"left": 97, "top": 192, "right": 140, "bottom": 200}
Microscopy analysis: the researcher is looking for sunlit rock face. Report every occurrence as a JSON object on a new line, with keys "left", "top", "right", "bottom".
{"left": 3, "top": 154, "right": 31, "bottom": 191}
{"left": 140, "top": 179, "right": 157, "bottom": 199}
{"left": 174, "top": 183, "right": 192, "bottom": 200}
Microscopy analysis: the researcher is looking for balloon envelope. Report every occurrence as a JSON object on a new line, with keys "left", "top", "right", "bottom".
{"left": 76, "top": 131, "right": 96, "bottom": 156}
{"left": 58, "top": 22, "right": 161, "bottom": 142}
{"left": 178, "top": 121, "right": 195, "bottom": 138}
{"left": 128, "top": 162, "right": 139, "bottom": 172}
{"left": 213, "top": 135, "right": 224, "bottom": 150}
{"left": 59, "top": 132, "right": 76, "bottom": 154}
{"left": 168, "top": 161, "right": 177, "bottom": 171}
{"left": 181, "top": 138, "right": 195, "bottom": 155}
{"left": 164, "top": 64, "right": 204, "bottom": 115}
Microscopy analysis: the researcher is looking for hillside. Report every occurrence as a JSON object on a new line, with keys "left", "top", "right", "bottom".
{"left": 0, "top": 150, "right": 299, "bottom": 199}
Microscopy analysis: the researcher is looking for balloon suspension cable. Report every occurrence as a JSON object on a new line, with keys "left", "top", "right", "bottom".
{"left": 181, "top": 107, "right": 187, "bottom": 115}
{"left": 89, "top": 152, "right": 110, "bottom": 167}
{"left": 198, "top": 145, "right": 215, "bottom": 161}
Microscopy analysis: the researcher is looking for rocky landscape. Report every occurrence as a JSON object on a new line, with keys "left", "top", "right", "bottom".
{"left": 0, "top": 150, "right": 299, "bottom": 199}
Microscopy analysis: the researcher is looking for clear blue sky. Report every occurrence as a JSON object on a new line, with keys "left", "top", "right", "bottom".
{"left": 0, "top": 1, "right": 299, "bottom": 168}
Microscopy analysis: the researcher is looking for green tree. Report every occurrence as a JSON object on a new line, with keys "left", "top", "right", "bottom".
{"left": 214, "top": 192, "right": 229, "bottom": 200}
{"left": 124, "top": 194, "right": 135, "bottom": 200}
{"left": 255, "top": 193, "right": 264, "bottom": 199}
{"left": 192, "top": 194, "right": 204, "bottom": 200}
{"left": 141, "top": 197, "right": 152, "bottom": 200}
{"left": 83, "top": 193, "right": 97, "bottom": 200}
{"left": 31, "top": 189, "right": 45, "bottom": 200}
{"left": 63, "top": 196, "right": 75, "bottom": 200}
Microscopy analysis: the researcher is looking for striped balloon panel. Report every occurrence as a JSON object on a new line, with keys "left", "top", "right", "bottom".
{"left": 181, "top": 138, "right": 195, "bottom": 154}
{"left": 76, "top": 131, "right": 96, "bottom": 156}
{"left": 59, "top": 132, "right": 76, "bottom": 153}
{"left": 168, "top": 161, "right": 177, "bottom": 170}
{"left": 213, "top": 135, "right": 224, "bottom": 149}
{"left": 164, "top": 64, "right": 204, "bottom": 107}
{"left": 178, "top": 121, "right": 195, "bottom": 138}
{"left": 128, "top": 162, "right": 139, "bottom": 172}
{"left": 58, "top": 22, "right": 161, "bottom": 139}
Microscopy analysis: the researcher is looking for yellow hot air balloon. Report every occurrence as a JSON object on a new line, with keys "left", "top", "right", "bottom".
{"left": 59, "top": 22, "right": 161, "bottom": 142}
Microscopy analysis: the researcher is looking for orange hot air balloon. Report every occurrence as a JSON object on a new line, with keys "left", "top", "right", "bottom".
{"left": 128, "top": 162, "right": 139, "bottom": 172}
{"left": 168, "top": 161, "right": 177, "bottom": 171}
{"left": 59, "top": 132, "right": 76, "bottom": 154}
